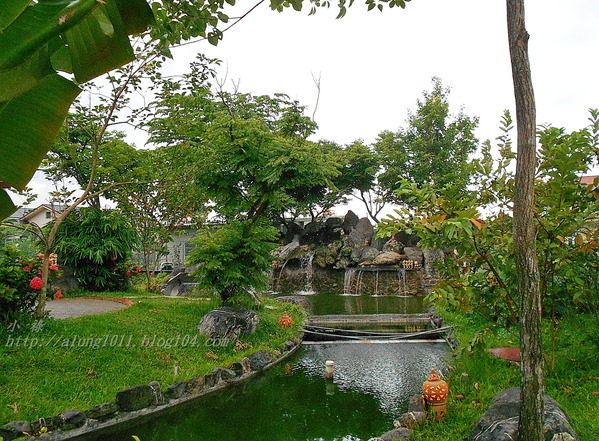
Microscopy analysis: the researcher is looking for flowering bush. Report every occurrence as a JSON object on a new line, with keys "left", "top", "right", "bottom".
{"left": 0, "top": 246, "right": 61, "bottom": 323}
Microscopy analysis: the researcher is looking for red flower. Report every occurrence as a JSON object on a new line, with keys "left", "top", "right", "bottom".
{"left": 53, "top": 290, "right": 63, "bottom": 300}
{"left": 49, "top": 265, "right": 59, "bottom": 271}
{"left": 22, "top": 266, "right": 31, "bottom": 272}
{"left": 126, "top": 270, "right": 132, "bottom": 277}
{"left": 37, "top": 253, "right": 45, "bottom": 259}
{"left": 30, "top": 277, "right": 43, "bottom": 290}
{"left": 134, "top": 266, "right": 142, "bottom": 273}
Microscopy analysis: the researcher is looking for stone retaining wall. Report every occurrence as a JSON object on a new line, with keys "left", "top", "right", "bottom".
{"left": 1, "top": 335, "right": 303, "bottom": 441}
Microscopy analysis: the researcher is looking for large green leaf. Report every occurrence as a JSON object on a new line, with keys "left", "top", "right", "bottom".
{"left": 0, "top": 74, "right": 81, "bottom": 190}
{"left": 0, "top": 0, "right": 99, "bottom": 70}
{"left": 114, "top": 0, "right": 155, "bottom": 35}
{"left": 0, "top": 45, "right": 54, "bottom": 102}
{"left": 0, "top": 0, "right": 30, "bottom": 31}
{"left": 0, "top": 188, "right": 17, "bottom": 220}
{"left": 64, "top": 0, "right": 134, "bottom": 83}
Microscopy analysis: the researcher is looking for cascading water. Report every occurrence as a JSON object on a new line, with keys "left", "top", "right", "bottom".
{"left": 396, "top": 268, "right": 407, "bottom": 296}
{"left": 296, "top": 252, "right": 315, "bottom": 295}
{"left": 343, "top": 268, "right": 364, "bottom": 295}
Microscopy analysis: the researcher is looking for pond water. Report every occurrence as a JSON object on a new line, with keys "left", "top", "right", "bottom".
{"left": 92, "top": 342, "right": 448, "bottom": 441}
{"left": 304, "top": 293, "right": 425, "bottom": 316}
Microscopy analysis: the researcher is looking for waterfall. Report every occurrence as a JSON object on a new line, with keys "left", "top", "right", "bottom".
{"left": 396, "top": 268, "right": 407, "bottom": 296}
{"left": 343, "top": 268, "right": 364, "bottom": 295}
{"left": 296, "top": 253, "right": 315, "bottom": 295}
{"left": 270, "top": 259, "right": 289, "bottom": 293}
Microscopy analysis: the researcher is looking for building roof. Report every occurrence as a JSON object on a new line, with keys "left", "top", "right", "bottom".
{"left": 580, "top": 175, "right": 598, "bottom": 187}
{"left": 19, "top": 204, "right": 66, "bottom": 222}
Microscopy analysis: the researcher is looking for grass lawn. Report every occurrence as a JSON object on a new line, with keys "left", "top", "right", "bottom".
{"left": 410, "top": 310, "right": 599, "bottom": 441}
{"left": 0, "top": 292, "right": 303, "bottom": 424}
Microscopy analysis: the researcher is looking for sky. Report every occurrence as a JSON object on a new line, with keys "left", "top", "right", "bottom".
{"left": 22, "top": 0, "right": 599, "bottom": 217}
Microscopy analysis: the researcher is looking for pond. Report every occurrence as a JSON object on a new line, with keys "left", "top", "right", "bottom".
{"left": 303, "top": 293, "right": 425, "bottom": 316}
{"left": 89, "top": 342, "right": 448, "bottom": 441}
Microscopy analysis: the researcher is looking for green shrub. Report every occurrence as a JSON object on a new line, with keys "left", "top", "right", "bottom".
{"left": 53, "top": 208, "right": 138, "bottom": 292}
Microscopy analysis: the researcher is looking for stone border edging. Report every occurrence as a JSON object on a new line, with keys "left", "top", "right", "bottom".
{"left": 20, "top": 333, "right": 303, "bottom": 441}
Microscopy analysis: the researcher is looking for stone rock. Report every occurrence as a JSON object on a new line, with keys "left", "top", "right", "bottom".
{"left": 408, "top": 394, "right": 426, "bottom": 413}
{"left": 186, "top": 376, "right": 206, "bottom": 394}
{"left": 314, "top": 242, "right": 341, "bottom": 268}
{"left": 395, "top": 231, "right": 419, "bottom": 247}
{"left": 58, "top": 410, "right": 87, "bottom": 430}
{"left": 379, "top": 427, "right": 411, "bottom": 441}
{"left": 423, "top": 248, "right": 444, "bottom": 268}
{"left": 0, "top": 421, "right": 32, "bottom": 441}
{"left": 284, "top": 339, "right": 297, "bottom": 351}
{"left": 355, "top": 217, "right": 375, "bottom": 243}
{"left": 277, "top": 238, "right": 302, "bottom": 260}
{"left": 342, "top": 210, "right": 359, "bottom": 234}
{"left": 403, "top": 247, "right": 424, "bottom": 264}
{"left": 228, "top": 362, "right": 246, "bottom": 376}
{"left": 249, "top": 351, "right": 273, "bottom": 371}
{"left": 86, "top": 403, "right": 119, "bottom": 420}
{"left": 282, "top": 222, "right": 303, "bottom": 244}
{"left": 210, "top": 367, "right": 236, "bottom": 384}
{"left": 360, "top": 246, "right": 381, "bottom": 263}
{"left": 324, "top": 217, "right": 343, "bottom": 242}
{"left": 165, "top": 380, "right": 187, "bottom": 399}
{"left": 393, "top": 411, "right": 427, "bottom": 428}
{"left": 149, "top": 381, "right": 169, "bottom": 405}
{"left": 116, "top": 385, "right": 155, "bottom": 411}
{"left": 373, "top": 251, "right": 404, "bottom": 265}
{"left": 198, "top": 307, "right": 260, "bottom": 341}
{"left": 470, "top": 388, "right": 578, "bottom": 441}
{"left": 343, "top": 229, "right": 366, "bottom": 249}
{"left": 383, "top": 238, "right": 404, "bottom": 254}
{"left": 299, "top": 221, "right": 327, "bottom": 244}
{"left": 276, "top": 295, "right": 311, "bottom": 309}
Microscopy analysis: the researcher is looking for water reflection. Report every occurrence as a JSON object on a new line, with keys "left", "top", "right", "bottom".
{"left": 97, "top": 342, "right": 448, "bottom": 441}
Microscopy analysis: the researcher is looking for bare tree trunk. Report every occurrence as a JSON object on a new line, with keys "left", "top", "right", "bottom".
{"left": 506, "top": 1, "right": 544, "bottom": 441}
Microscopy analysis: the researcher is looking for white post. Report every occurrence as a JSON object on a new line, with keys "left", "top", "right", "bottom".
{"left": 325, "top": 360, "right": 334, "bottom": 380}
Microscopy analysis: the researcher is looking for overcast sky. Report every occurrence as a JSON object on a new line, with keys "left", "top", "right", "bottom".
{"left": 24, "top": 0, "right": 599, "bottom": 216}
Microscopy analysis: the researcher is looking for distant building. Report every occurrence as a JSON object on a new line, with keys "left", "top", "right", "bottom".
{"left": 18, "top": 204, "right": 66, "bottom": 228}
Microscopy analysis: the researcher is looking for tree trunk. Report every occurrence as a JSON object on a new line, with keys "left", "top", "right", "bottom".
{"left": 506, "top": 2, "right": 544, "bottom": 441}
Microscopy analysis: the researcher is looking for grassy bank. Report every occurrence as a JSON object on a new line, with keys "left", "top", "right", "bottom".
{"left": 0, "top": 292, "right": 303, "bottom": 424}
{"left": 411, "top": 310, "right": 599, "bottom": 440}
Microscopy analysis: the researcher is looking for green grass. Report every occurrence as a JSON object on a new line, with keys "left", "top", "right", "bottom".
{"left": 0, "top": 293, "right": 304, "bottom": 424}
{"left": 411, "top": 309, "right": 599, "bottom": 441}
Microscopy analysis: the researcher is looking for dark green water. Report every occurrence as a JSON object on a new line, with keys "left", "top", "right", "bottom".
{"left": 95, "top": 342, "right": 448, "bottom": 441}
{"left": 298, "top": 293, "right": 424, "bottom": 316}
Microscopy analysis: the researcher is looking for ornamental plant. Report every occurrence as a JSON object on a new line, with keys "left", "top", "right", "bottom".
{"left": 53, "top": 207, "right": 138, "bottom": 292}
{"left": 0, "top": 247, "right": 62, "bottom": 323}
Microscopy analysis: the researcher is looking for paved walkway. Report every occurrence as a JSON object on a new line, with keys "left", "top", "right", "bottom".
{"left": 46, "top": 297, "right": 133, "bottom": 319}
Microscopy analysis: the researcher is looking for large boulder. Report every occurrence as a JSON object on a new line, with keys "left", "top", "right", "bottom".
{"left": 341, "top": 210, "right": 359, "bottom": 234}
{"left": 403, "top": 247, "right": 424, "bottom": 264}
{"left": 324, "top": 217, "right": 343, "bottom": 242}
{"left": 470, "top": 388, "right": 578, "bottom": 441}
{"left": 383, "top": 238, "right": 404, "bottom": 254}
{"left": 355, "top": 217, "right": 375, "bottom": 243}
{"left": 299, "top": 221, "right": 327, "bottom": 244}
{"left": 373, "top": 251, "right": 404, "bottom": 266}
{"left": 198, "top": 307, "right": 259, "bottom": 341}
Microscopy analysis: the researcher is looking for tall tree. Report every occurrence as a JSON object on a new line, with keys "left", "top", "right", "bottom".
{"left": 375, "top": 77, "right": 479, "bottom": 204}
{"left": 506, "top": 1, "right": 543, "bottom": 439}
